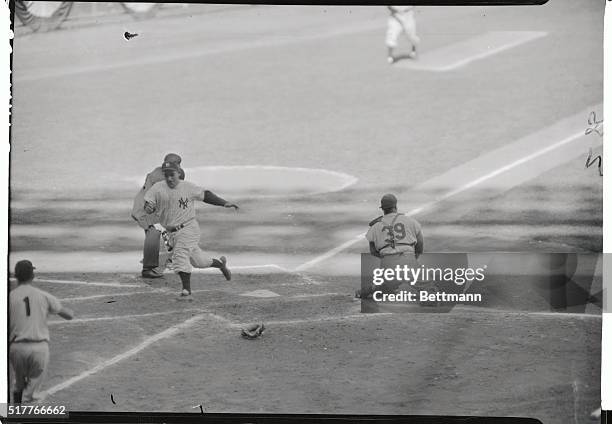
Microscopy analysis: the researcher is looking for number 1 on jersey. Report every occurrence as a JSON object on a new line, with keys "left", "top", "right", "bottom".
{"left": 23, "top": 297, "right": 30, "bottom": 316}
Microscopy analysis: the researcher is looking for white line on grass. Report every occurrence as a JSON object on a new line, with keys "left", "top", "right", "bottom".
{"left": 48, "top": 309, "right": 202, "bottom": 325}
{"left": 396, "top": 31, "right": 547, "bottom": 72}
{"left": 59, "top": 290, "right": 158, "bottom": 302}
{"left": 406, "top": 131, "right": 586, "bottom": 216}
{"left": 45, "top": 313, "right": 209, "bottom": 397}
{"left": 27, "top": 278, "right": 142, "bottom": 288}
{"left": 165, "top": 264, "right": 289, "bottom": 274}
{"left": 435, "top": 32, "right": 547, "bottom": 72}
{"left": 290, "top": 292, "right": 344, "bottom": 299}
{"left": 450, "top": 306, "right": 601, "bottom": 320}
{"left": 295, "top": 130, "right": 586, "bottom": 272}
{"left": 229, "top": 312, "right": 394, "bottom": 328}
{"left": 207, "top": 313, "right": 236, "bottom": 325}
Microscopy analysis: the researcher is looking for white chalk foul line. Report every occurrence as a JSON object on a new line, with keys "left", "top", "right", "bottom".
{"left": 230, "top": 312, "right": 394, "bottom": 328}
{"left": 407, "top": 131, "right": 586, "bottom": 216}
{"left": 396, "top": 31, "right": 547, "bottom": 72}
{"left": 48, "top": 309, "right": 202, "bottom": 325}
{"left": 436, "top": 31, "right": 548, "bottom": 72}
{"left": 28, "top": 278, "right": 142, "bottom": 288}
{"left": 290, "top": 292, "right": 344, "bottom": 299}
{"left": 450, "top": 306, "right": 601, "bottom": 320}
{"left": 295, "top": 130, "right": 586, "bottom": 272}
{"left": 59, "top": 290, "right": 161, "bottom": 302}
{"left": 164, "top": 264, "right": 288, "bottom": 274}
{"left": 45, "top": 313, "right": 210, "bottom": 397}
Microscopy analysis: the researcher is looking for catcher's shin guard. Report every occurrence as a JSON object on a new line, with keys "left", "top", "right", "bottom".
{"left": 142, "top": 227, "right": 161, "bottom": 270}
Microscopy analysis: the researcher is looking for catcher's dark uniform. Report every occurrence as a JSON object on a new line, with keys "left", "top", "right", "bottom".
{"left": 131, "top": 163, "right": 185, "bottom": 277}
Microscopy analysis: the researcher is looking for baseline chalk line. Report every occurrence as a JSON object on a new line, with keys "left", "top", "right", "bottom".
{"left": 45, "top": 313, "right": 211, "bottom": 396}
{"left": 295, "top": 130, "right": 586, "bottom": 272}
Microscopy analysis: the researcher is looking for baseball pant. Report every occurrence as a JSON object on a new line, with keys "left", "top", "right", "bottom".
{"left": 380, "top": 253, "right": 419, "bottom": 293}
{"left": 172, "top": 245, "right": 214, "bottom": 273}
{"left": 9, "top": 342, "right": 49, "bottom": 402}
{"left": 386, "top": 12, "right": 420, "bottom": 48}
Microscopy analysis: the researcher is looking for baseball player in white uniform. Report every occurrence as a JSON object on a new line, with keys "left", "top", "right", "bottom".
{"left": 386, "top": 6, "right": 420, "bottom": 64}
{"left": 357, "top": 194, "right": 424, "bottom": 298}
{"left": 9, "top": 260, "right": 74, "bottom": 403}
{"left": 132, "top": 153, "right": 185, "bottom": 279}
{"left": 143, "top": 160, "right": 238, "bottom": 301}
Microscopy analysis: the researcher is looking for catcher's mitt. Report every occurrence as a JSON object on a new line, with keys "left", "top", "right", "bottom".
{"left": 241, "top": 323, "right": 265, "bottom": 339}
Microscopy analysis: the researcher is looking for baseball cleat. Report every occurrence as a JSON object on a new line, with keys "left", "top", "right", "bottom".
{"left": 355, "top": 289, "right": 373, "bottom": 299}
{"left": 142, "top": 269, "right": 164, "bottom": 279}
{"left": 177, "top": 289, "right": 193, "bottom": 301}
{"left": 219, "top": 256, "right": 232, "bottom": 281}
{"left": 24, "top": 391, "right": 48, "bottom": 404}
{"left": 409, "top": 46, "right": 418, "bottom": 59}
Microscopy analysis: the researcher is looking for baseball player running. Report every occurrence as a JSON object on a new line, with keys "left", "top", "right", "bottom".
{"left": 9, "top": 260, "right": 74, "bottom": 403}
{"left": 132, "top": 153, "right": 185, "bottom": 279}
{"left": 386, "top": 6, "right": 420, "bottom": 64}
{"left": 143, "top": 160, "right": 239, "bottom": 301}
{"left": 356, "top": 193, "right": 424, "bottom": 298}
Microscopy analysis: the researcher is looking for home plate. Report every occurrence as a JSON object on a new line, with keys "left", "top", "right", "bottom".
{"left": 240, "top": 289, "right": 281, "bottom": 298}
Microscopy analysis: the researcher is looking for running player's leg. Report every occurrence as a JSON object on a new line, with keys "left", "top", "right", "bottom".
{"left": 386, "top": 17, "right": 402, "bottom": 63}
{"left": 402, "top": 12, "right": 420, "bottom": 57}
{"left": 190, "top": 248, "right": 231, "bottom": 281}
{"left": 9, "top": 345, "right": 27, "bottom": 403}
{"left": 172, "top": 245, "right": 194, "bottom": 299}
{"left": 22, "top": 342, "right": 49, "bottom": 402}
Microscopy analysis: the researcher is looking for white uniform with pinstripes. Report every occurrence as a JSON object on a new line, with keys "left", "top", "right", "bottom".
{"left": 144, "top": 180, "right": 214, "bottom": 273}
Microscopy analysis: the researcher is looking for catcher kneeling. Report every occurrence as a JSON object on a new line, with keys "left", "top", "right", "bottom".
{"left": 357, "top": 193, "right": 425, "bottom": 299}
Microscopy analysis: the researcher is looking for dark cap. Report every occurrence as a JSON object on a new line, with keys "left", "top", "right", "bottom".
{"left": 161, "top": 161, "right": 181, "bottom": 173}
{"left": 15, "top": 260, "right": 35, "bottom": 282}
{"left": 380, "top": 193, "right": 398, "bottom": 209}
{"left": 163, "top": 153, "right": 182, "bottom": 164}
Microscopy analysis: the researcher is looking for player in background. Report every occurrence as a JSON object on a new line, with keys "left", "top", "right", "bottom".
{"left": 143, "top": 161, "right": 239, "bottom": 301}
{"left": 356, "top": 193, "right": 424, "bottom": 298}
{"left": 9, "top": 260, "right": 74, "bottom": 403}
{"left": 131, "top": 153, "right": 185, "bottom": 279}
{"left": 367, "top": 193, "right": 423, "bottom": 259}
{"left": 386, "top": 6, "right": 420, "bottom": 64}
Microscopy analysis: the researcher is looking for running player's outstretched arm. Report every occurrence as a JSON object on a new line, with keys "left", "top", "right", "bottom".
{"left": 204, "top": 190, "right": 239, "bottom": 210}
{"left": 57, "top": 307, "right": 74, "bottom": 320}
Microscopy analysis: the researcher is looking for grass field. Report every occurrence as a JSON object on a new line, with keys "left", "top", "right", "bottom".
{"left": 8, "top": 1, "right": 604, "bottom": 423}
